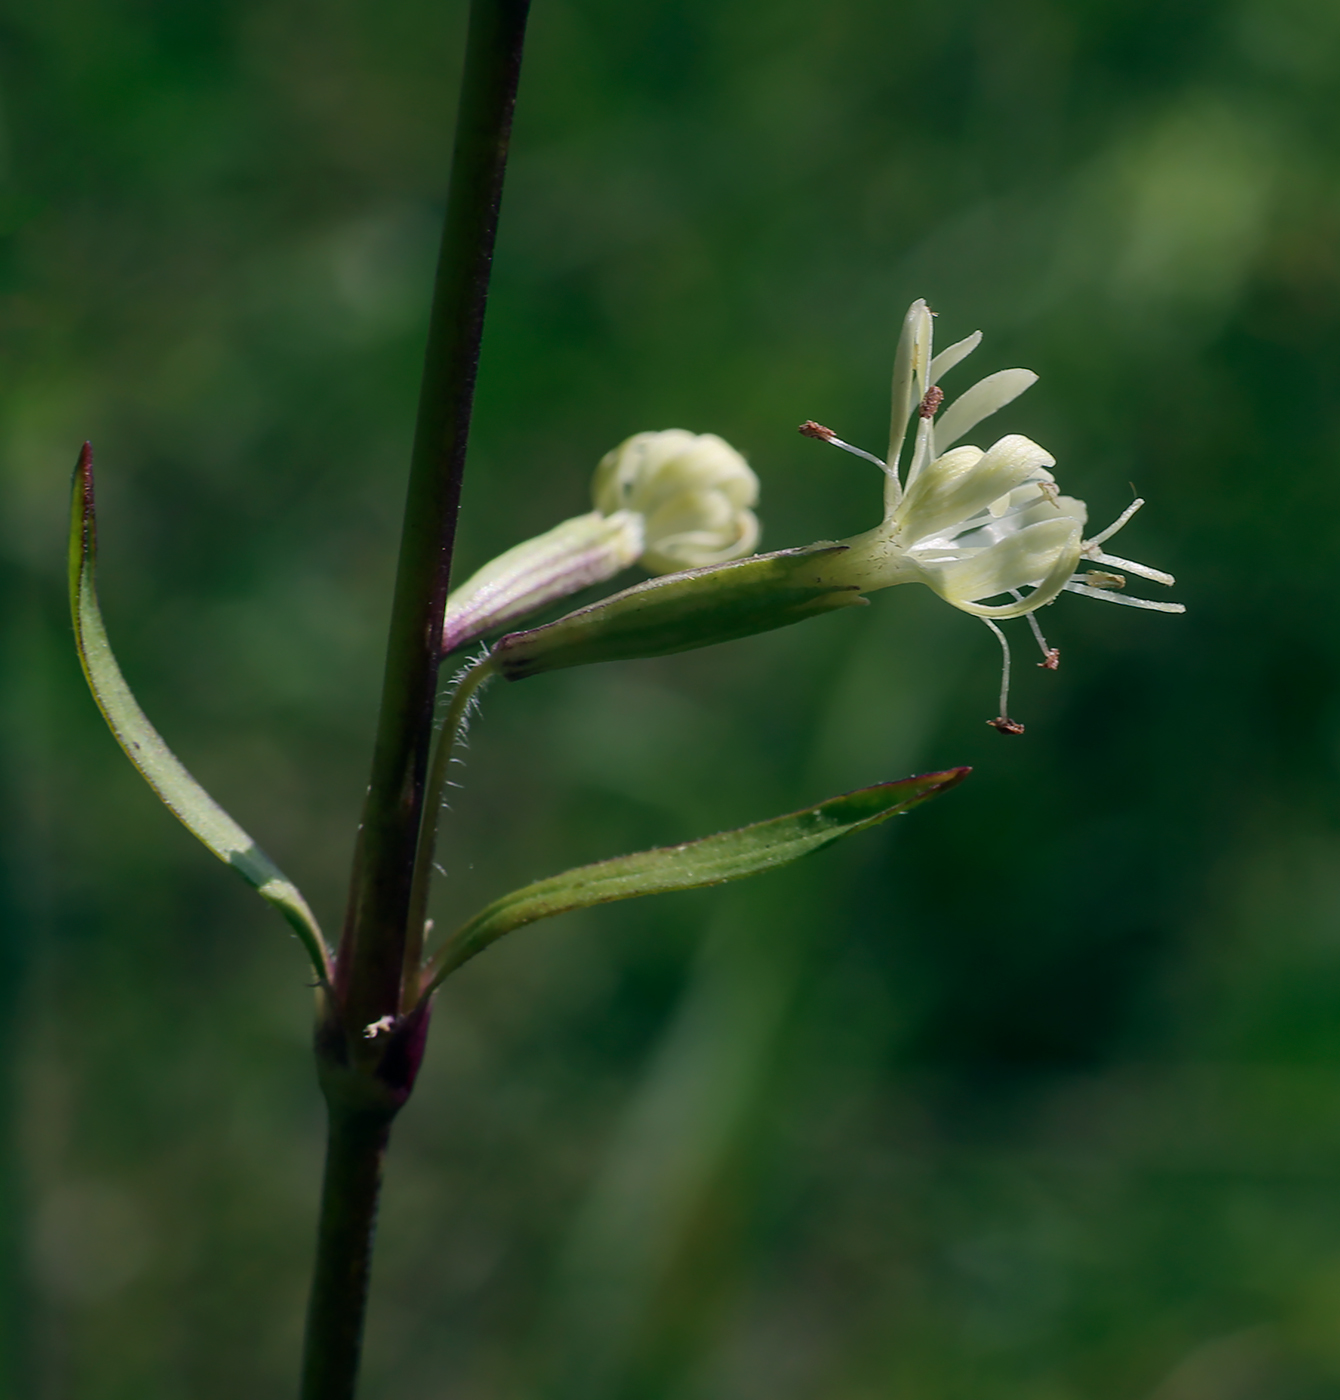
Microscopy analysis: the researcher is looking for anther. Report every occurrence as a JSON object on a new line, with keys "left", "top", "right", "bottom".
{"left": 800, "top": 421, "right": 889, "bottom": 470}
{"left": 988, "top": 716, "right": 1026, "bottom": 735}
{"left": 1037, "top": 648, "right": 1060, "bottom": 670}
{"left": 918, "top": 385, "right": 944, "bottom": 419}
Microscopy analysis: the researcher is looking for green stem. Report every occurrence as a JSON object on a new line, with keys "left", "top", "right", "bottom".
{"left": 337, "top": 0, "right": 533, "bottom": 1034}
{"left": 299, "top": 1107, "right": 394, "bottom": 1400}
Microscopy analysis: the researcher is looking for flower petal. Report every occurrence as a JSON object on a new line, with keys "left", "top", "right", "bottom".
{"left": 593, "top": 431, "right": 758, "bottom": 516}
{"left": 916, "top": 516, "right": 1082, "bottom": 616}
{"left": 934, "top": 369, "right": 1039, "bottom": 451}
{"left": 929, "top": 330, "right": 982, "bottom": 383}
{"left": 887, "top": 300, "right": 934, "bottom": 484}
{"left": 894, "top": 434, "right": 1054, "bottom": 544}
{"left": 642, "top": 490, "right": 761, "bottom": 570}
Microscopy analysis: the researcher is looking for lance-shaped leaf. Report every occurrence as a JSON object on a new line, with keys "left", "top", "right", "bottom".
{"left": 420, "top": 767, "right": 969, "bottom": 994}
{"left": 68, "top": 445, "right": 332, "bottom": 985}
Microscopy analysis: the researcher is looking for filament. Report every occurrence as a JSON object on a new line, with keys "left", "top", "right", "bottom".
{"left": 983, "top": 617, "right": 1012, "bottom": 719}
{"left": 1010, "top": 589, "right": 1058, "bottom": 665}
{"left": 1086, "top": 498, "right": 1145, "bottom": 547}
{"left": 1062, "top": 581, "right": 1186, "bottom": 612}
{"left": 1083, "top": 549, "right": 1175, "bottom": 587}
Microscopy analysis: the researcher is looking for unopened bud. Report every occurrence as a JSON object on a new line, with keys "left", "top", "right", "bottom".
{"left": 592, "top": 430, "right": 760, "bottom": 572}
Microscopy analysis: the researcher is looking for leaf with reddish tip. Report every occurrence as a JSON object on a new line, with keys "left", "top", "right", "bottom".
{"left": 68, "top": 445, "right": 332, "bottom": 985}
{"left": 420, "top": 767, "right": 969, "bottom": 994}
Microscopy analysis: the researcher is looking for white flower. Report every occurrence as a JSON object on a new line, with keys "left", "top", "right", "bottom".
{"left": 444, "top": 430, "right": 760, "bottom": 653}
{"left": 804, "top": 299, "right": 1184, "bottom": 730}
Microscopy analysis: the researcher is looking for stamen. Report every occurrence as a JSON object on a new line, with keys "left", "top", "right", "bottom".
{"left": 982, "top": 618, "right": 1025, "bottom": 734}
{"left": 798, "top": 421, "right": 888, "bottom": 470}
{"left": 1009, "top": 588, "right": 1060, "bottom": 668}
{"left": 918, "top": 385, "right": 944, "bottom": 418}
{"left": 1083, "top": 548, "right": 1175, "bottom": 587}
{"left": 903, "top": 413, "right": 935, "bottom": 489}
{"left": 1083, "top": 570, "right": 1126, "bottom": 589}
{"left": 1063, "top": 581, "right": 1186, "bottom": 612}
{"left": 1085, "top": 498, "right": 1145, "bottom": 548}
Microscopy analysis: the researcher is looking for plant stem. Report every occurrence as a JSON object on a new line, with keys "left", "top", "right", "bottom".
{"left": 299, "top": 1107, "right": 394, "bottom": 1400}
{"left": 337, "top": 0, "right": 533, "bottom": 1034}
{"left": 299, "top": 2, "right": 531, "bottom": 1394}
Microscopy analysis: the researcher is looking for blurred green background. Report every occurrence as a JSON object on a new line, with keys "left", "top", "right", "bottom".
{"left": 3, "top": 0, "right": 1340, "bottom": 1395}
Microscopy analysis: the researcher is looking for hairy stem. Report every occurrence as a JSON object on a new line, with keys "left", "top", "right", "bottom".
{"left": 337, "top": 0, "right": 533, "bottom": 1034}
{"left": 402, "top": 656, "right": 499, "bottom": 999}
{"left": 299, "top": 1108, "right": 394, "bottom": 1400}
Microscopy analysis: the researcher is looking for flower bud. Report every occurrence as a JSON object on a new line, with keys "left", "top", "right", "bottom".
{"left": 592, "top": 430, "right": 760, "bottom": 571}
{"left": 445, "top": 430, "right": 762, "bottom": 654}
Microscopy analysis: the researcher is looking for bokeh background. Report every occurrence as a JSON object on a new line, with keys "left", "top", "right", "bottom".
{"left": 2, "top": 0, "right": 1340, "bottom": 1395}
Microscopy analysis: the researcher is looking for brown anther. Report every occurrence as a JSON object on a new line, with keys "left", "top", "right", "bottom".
{"left": 799, "top": 420, "right": 836, "bottom": 441}
{"left": 1037, "top": 648, "right": 1060, "bottom": 671}
{"left": 918, "top": 385, "right": 944, "bottom": 419}
{"left": 987, "top": 716, "right": 1026, "bottom": 736}
{"left": 1085, "top": 570, "right": 1126, "bottom": 590}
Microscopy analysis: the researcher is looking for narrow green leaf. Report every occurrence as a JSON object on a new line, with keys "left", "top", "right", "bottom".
{"left": 68, "top": 445, "right": 333, "bottom": 985}
{"left": 422, "top": 767, "right": 969, "bottom": 992}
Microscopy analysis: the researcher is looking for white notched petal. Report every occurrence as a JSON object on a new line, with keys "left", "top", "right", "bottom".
{"left": 894, "top": 434, "right": 1056, "bottom": 545}
{"left": 934, "top": 368, "right": 1039, "bottom": 451}
{"left": 928, "top": 330, "right": 982, "bottom": 384}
